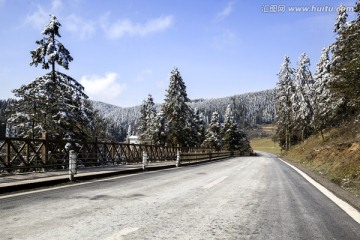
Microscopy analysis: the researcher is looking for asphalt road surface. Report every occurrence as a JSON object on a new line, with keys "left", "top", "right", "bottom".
{"left": 1, "top": 152, "right": 360, "bottom": 240}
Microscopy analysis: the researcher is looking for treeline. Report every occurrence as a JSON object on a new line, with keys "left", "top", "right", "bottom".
{"left": 275, "top": 3, "right": 360, "bottom": 150}
{"left": 89, "top": 89, "right": 276, "bottom": 141}
{"left": 134, "top": 68, "right": 252, "bottom": 152}
{"left": 0, "top": 99, "right": 13, "bottom": 138}
{"left": 189, "top": 89, "right": 275, "bottom": 128}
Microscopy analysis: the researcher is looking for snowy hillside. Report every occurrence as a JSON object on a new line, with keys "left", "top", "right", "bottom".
{"left": 189, "top": 89, "right": 275, "bottom": 126}
{"left": 1, "top": 89, "right": 276, "bottom": 139}
{"left": 91, "top": 89, "right": 276, "bottom": 130}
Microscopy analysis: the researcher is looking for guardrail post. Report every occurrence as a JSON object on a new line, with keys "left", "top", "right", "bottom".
{"left": 142, "top": 151, "right": 148, "bottom": 170}
{"left": 176, "top": 149, "right": 181, "bottom": 167}
{"left": 69, "top": 150, "right": 77, "bottom": 181}
{"left": 41, "top": 132, "right": 48, "bottom": 165}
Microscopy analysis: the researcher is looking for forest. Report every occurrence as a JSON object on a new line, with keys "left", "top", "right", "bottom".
{"left": 275, "top": 3, "right": 360, "bottom": 150}
{"left": 90, "top": 89, "right": 276, "bottom": 142}
{"left": 0, "top": 88, "right": 275, "bottom": 142}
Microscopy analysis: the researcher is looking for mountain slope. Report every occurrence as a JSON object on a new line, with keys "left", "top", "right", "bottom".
{"left": 92, "top": 89, "right": 276, "bottom": 132}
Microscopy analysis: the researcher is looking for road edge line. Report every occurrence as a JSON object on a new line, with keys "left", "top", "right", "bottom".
{"left": 278, "top": 158, "right": 360, "bottom": 224}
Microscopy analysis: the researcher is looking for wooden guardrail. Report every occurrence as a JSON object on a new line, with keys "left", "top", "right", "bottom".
{"left": 0, "top": 135, "right": 239, "bottom": 173}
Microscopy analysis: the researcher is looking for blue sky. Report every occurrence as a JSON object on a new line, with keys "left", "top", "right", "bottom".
{"left": 0, "top": 0, "right": 357, "bottom": 107}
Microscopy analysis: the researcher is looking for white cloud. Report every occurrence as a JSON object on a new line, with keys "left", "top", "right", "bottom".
{"left": 135, "top": 69, "right": 152, "bottom": 82}
{"left": 216, "top": 1, "right": 235, "bottom": 21}
{"left": 24, "top": 0, "right": 95, "bottom": 39}
{"left": 64, "top": 14, "right": 96, "bottom": 39}
{"left": 80, "top": 72, "right": 127, "bottom": 103}
{"left": 101, "top": 14, "right": 174, "bottom": 39}
{"left": 212, "top": 29, "right": 241, "bottom": 51}
{"left": 25, "top": 0, "right": 62, "bottom": 30}
{"left": 52, "top": 0, "right": 62, "bottom": 11}
{"left": 25, "top": 5, "right": 49, "bottom": 30}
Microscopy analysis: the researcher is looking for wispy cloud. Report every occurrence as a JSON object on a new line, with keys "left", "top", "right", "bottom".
{"left": 51, "top": 0, "right": 62, "bottom": 10}
{"left": 25, "top": 0, "right": 95, "bottom": 39}
{"left": 25, "top": 0, "right": 62, "bottom": 30}
{"left": 212, "top": 29, "right": 241, "bottom": 51}
{"left": 216, "top": 1, "right": 235, "bottom": 21}
{"left": 101, "top": 14, "right": 174, "bottom": 39}
{"left": 134, "top": 69, "right": 152, "bottom": 82}
{"left": 64, "top": 14, "right": 96, "bottom": 39}
{"left": 80, "top": 72, "right": 127, "bottom": 103}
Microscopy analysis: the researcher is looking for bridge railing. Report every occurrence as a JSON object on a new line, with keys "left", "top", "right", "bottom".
{"left": 0, "top": 136, "right": 238, "bottom": 173}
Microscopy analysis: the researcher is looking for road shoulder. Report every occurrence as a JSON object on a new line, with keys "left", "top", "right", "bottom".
{"left": 280, "top": 155, "right": 360, "bottom": 212}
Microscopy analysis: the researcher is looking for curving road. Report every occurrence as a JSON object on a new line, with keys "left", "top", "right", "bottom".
{"left": 1, "top": 153, "right": 360, "bottom": 239}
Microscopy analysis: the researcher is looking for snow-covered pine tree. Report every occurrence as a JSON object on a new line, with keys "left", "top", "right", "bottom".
{"left": 275, "top": 55, "right": 295, "bottom": 150}
{"left": 291, "top": 53, "right": 314, "bottom": 142}
{"left": 331, "top": 2, "right": 360, "bottom": 115}
{"left": 312, "top": 46, "right": 341, "bottom": 140}
{"left": 202, "top": 111, "right": 222, "bottom": 151}
{"left": 221, "top": 104, "right": 252, "bottom": 153}
{"left": 137, "top": 94, "right": 157, "bottom": 144}
{"left": 334, "top": 4, "right": 348, "bottom": 34}
{"left": 137, "top": 100, "right": 147, "bottom": 138}
{"left": 6, "top": 15, "right": 94, "bottom": 140}
{"left": 153, "top": 110, "right": 168, "bottom": 146}
{"left": 221, "top": 105, "right": 238, "bottom": 151}
{"left": 188, "top": 108, "right": 206, "bottom": 147}
{"left": 162, "top": 67, "right": 192, "bottom": 147}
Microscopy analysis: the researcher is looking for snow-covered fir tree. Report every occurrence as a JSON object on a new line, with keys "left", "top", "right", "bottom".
{"left": 291, "top": 53, "right": 314, "bottom": 141}
{"left": 331, "top": 2, "right": 360, "bottom": 115}
{"left": 334, "top": 4, "right": 348, "bottom": 34}
{"left": 153, "top": 110, "right": 168, "bottom": 145}
{"left": 0, "top": 99, "right": 13, "bottom": 138}
{"left": 202, "top": 111, "right": 222, "bottom": 151}
{"left": 221, "top": 105, "right": 238, "bottom": 151}
{"left": 312, "top": 46, "right": 342, "bottom": 140}
{"left": 6, "top": 15, "right": 94, "bottom": 140}
{"left": 137, "top": 94, "right": 157, "bottom": 144}
{"left": 221, "top": 104, "right": 252, "bottom": 153}
{"left": 275, "top": 55, "right": 295, "bottom": 150}
{"left": 162, "top": 67, "right": 192, "bottom": 147}
{"left": 189, "top": 108, "right": 206, "bottom": 147}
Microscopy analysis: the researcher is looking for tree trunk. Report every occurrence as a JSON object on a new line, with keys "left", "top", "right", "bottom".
{"left": 320, "top": 129, "right": 325, "bottom": 142}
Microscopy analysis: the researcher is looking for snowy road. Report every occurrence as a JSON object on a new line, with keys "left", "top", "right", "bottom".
{"left": 1, "top": 153, "right": 360, "bottom": 239}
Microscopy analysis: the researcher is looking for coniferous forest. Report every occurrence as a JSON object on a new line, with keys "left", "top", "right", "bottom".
{"left": 275, "top": 2, "right": 360, "bottom": 150}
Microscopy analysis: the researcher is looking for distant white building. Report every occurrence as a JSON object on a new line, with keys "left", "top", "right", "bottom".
{"left": 128, "top": 135, "right": 139, "bottom": 144}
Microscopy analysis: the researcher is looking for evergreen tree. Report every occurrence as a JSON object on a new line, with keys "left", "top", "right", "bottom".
{"left": 312, "top": 46, "right": 341, "bottom": 140}
{"left": 191, "top": 108, "right": 206, "bottom": 147}
{"left": 275, "top": 55, "right": 295, "bottom": 150}
{"left": 202, "top": 111, "right": 222, "bottom": 150}
{"left": 0, "top": 99, "right": 13, "bottom": 138}
{"left": 162, "top": 67, "right": 192, "bottom": 147}
{"left": 153, "top": 110, "right": 168, "bottom": 146}
{"left": 331, "top": 2, "right": 360, "bottom": 115}
{"left": 6, "top": 15, "right": 94, "bottom": 140}
{"left": 291, "top": 53, "right": 314, "bottom": 141}
{"left": 222, "top": 105, "right": 238, "bottom": 151}
{"left": 137, "top": 94, "right": 157, "bottom": 144}
{"left": 334, "top": 4, "right": 348, "bottom": 34}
